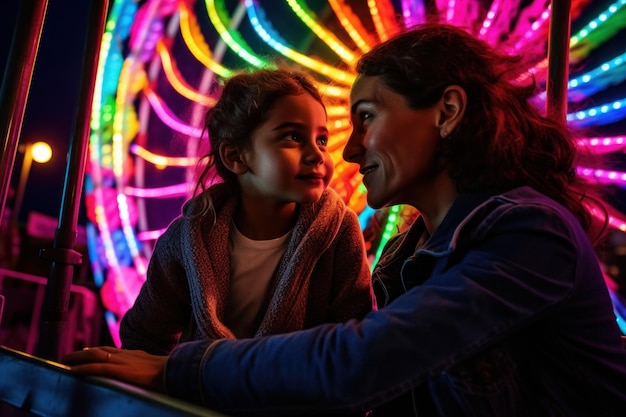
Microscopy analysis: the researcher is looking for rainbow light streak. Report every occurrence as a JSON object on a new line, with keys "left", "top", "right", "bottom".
{"left": 530, "top": 1, "right": 623, "bottom": 73}
{"left": 94, "top": 202, "right": 121, "bottom": 270}
{"left": 89, "top": 0, "right": 133, "bottom": 293}
{"left": 157, "top": 41, "right": 216, "bottom": 106}
{"left": 595, "top": 210, "right": 626, "bottom": 232}
{"left": 513, "top": 4, "right": 551, "bottom": 52}
{"left": 610, "top": 289, "right": 626, "bottom": 334}
{"left": 317, "top": 84, "right": 350, "bottom": 99}
{"left": 244, "top": 0, "right": 355, "bottom": 85}
{"left": 445, "top": 0, "right": 457, "bottom": 23}
{"left": 130, "top": 143, "right": 198, "bottom": 167}
{"left": 136, "top": 228, "right": 168, "bottom": 242}
{"left": 584, "top": 202, "right": 626, "bottom": 232}
{"left": 326, "top": 105, "right": 350, "bottom": 119}
{"left": 566, "top": 52, "right": 626, "bottom": 101}
{"left": 111, "top": 62, "right": 139, "bottom": 176}
{"left": 367, "top": 0, "right": 389, "bottom": 42}
{"left": 117, "top": 191, "right": 146, "bottom": 275}
{"left": 578, "top": 136, "right": 626, "bottom": 154}
{"left": 143, "top": 87, "right": 204, "bottom": 137}
{"left": 401, "top": 0, "right": 426, "bottom": 28}
{"left": 570, "top": 0, "right": 626, "bottom": 48}
{"left": 205, "top": 0, "right": 267, "bottom": 68}
{"left": 124, "top": 183, "right": 190, "bottom": 198}
{"left": 372, "top": 205, "right": 402, "bottom": 268}
{"left": 609, "top": 215, "right": 626, "bottom": 232}
{"left": 286, "top": 0, "right": 357, "bottom": 65}
{"left": 111, "top": 2, "right": 160, "bottom": 281}
{"left": 376, "top": 0, "right": 401, "bottom": 38}
{"left": 577, "top": 166, "right": 626, "bottom": 186}
{"left": 568, "top": 98, "right": 626, "bottom": 127}
{"left": 179, "top": 2, "right": 233, "bottom": 78}
{"left": 329, "top": 0, "right": 375, "bottom": 53}
{"left": 358, "top": 205, "right": 376, "bottom": 230}
{"left": 533, "top": 51, "right": 626, "bottom": 103}
{"left": 86, "top": 224, "right": 105, "bottom": 287}
{"left": 479, "top": 0, "right": 500, "bottom": 38}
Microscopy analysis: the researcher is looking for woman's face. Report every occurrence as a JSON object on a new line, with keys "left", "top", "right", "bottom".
{"left": 344, "top": 75, "right": 444, "bottom": 209}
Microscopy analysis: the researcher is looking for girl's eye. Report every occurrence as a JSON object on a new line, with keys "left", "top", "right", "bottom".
{"left": 317, "top": 135, "right": 328, "bottom": 147}
{"left": 284, "top": 132, "right": 302, "bottom": 143}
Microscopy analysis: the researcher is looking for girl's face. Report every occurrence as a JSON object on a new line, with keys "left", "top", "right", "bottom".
{"left": 238, "top": 93, "right": 333, "bottom": 205}
{"left": 344, "top": 75, "right": 443, "bottom": 209}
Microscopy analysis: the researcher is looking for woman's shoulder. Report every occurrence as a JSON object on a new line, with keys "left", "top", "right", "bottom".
{"left": 489, "top": 186, "right": 580, "bottom": 224}
{"left": 459, "top": 186, "right": 587, "bottom": 242}
{"left": 495, "top": 186, "right": 566, "bottom": 206}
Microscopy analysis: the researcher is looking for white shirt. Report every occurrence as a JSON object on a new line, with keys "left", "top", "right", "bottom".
{"left": 224, "top": 223, "right": 291, "bottom": 338}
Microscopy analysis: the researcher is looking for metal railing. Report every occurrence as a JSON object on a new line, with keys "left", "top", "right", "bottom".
{"left": 0, "top": 267, "right": 99, "bottom": 355}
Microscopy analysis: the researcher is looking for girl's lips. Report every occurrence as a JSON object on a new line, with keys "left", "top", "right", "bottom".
{"left": 297, "top": 173, "right": 325, "bottom": 180}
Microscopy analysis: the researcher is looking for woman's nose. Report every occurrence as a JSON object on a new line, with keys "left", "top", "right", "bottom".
{"left": 343, "top": 132, "right": 363, "bottom": 163}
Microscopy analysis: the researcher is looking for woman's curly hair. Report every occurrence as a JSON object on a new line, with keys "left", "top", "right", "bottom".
{"left": 356, "top": 23, "right": 608, "bottom": 244}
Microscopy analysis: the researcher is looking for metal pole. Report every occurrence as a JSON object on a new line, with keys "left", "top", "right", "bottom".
{"left": 0, "top": 0, "right": 48, "bottom": 231}
{"left": 36, "top": 0, "right": 109, "bottom": 360}
{"left": 10, "top": 144, "right": 34, "bottom": 229}
{"left": 545, "top": 0, "right": 572, "bottom": 123}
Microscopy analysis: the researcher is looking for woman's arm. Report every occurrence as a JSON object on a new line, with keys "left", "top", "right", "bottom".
{"left": 65, "top": 204, "right": 590, "bottom": 415}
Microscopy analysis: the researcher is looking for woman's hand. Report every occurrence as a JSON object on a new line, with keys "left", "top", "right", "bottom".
{"left": 61, "top": 346, "right": 167, "bottom": 393}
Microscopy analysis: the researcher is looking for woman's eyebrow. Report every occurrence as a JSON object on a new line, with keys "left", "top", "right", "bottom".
{"left": 350, "top": 99, "right": 367, "bottom": 115}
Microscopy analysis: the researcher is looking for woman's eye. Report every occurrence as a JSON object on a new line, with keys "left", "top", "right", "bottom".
{"left": 359, "top": 111, "right": 372, "bottom": 123}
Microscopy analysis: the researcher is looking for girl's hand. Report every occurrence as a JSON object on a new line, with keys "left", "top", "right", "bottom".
{"left": 61, "top": 346, "right": 167, "bottom": 393}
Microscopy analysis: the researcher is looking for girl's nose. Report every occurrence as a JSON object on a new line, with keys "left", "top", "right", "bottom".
{"left": 304, "top": 142, "right": 324, "bottom": 165}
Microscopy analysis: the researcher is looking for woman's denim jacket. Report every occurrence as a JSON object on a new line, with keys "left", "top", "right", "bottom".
{"left": 166, "top": 186, "right": 626, "bottom": 416}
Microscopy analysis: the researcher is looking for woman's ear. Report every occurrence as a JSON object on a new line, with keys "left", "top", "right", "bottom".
{"left": 436, "top": 85, "right": 466, "bottom": 139}
{"left": 219, "top": 142, "right": 248, "bottom": 174}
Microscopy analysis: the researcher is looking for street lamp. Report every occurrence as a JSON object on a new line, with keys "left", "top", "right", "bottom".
{"left": 10, "top": 141, "right": 52, "bottom": 227}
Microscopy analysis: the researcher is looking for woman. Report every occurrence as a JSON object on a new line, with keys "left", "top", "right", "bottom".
{"left": 64, "top": 24, "right": 626, "bottom": 416}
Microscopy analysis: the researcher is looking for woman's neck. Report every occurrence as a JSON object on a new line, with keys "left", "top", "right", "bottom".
{"left": 414, "top": 175, "right": 458, "bottom": 235}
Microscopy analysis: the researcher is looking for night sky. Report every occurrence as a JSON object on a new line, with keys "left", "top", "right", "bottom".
{"left": 1, "top": 0, "right": 94, "bottom": 226}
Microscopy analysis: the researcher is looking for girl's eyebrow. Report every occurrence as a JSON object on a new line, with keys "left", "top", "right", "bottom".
{"left": 272, "top": 122, "right": 308, "bottom": 131}
{"left": 272, "top": 122, "right": 328, "bottom": 134}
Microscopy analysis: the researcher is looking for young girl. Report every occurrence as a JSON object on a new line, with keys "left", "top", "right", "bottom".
{"left": 118, "top": 68, "right": 373, "bottom": 354}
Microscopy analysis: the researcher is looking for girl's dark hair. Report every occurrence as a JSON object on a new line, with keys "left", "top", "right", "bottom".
{"left": 193, "top": 68, "right": 325, "bottom": 217}
{"left": 356, "top": 23, "right": 608, "bottom": 243}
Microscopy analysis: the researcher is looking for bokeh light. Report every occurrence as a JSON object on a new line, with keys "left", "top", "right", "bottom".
{"left": 30, "top": 142, "right": 52, "bottom": 164}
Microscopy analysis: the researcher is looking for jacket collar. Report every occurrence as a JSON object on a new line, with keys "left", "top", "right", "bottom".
{"left": 417, "top": 189, "right": 500, "bottom": 255}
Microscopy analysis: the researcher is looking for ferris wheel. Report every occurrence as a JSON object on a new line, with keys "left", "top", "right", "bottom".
{"left": 85, "top": 0, "right": 626, "bottom": 344}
